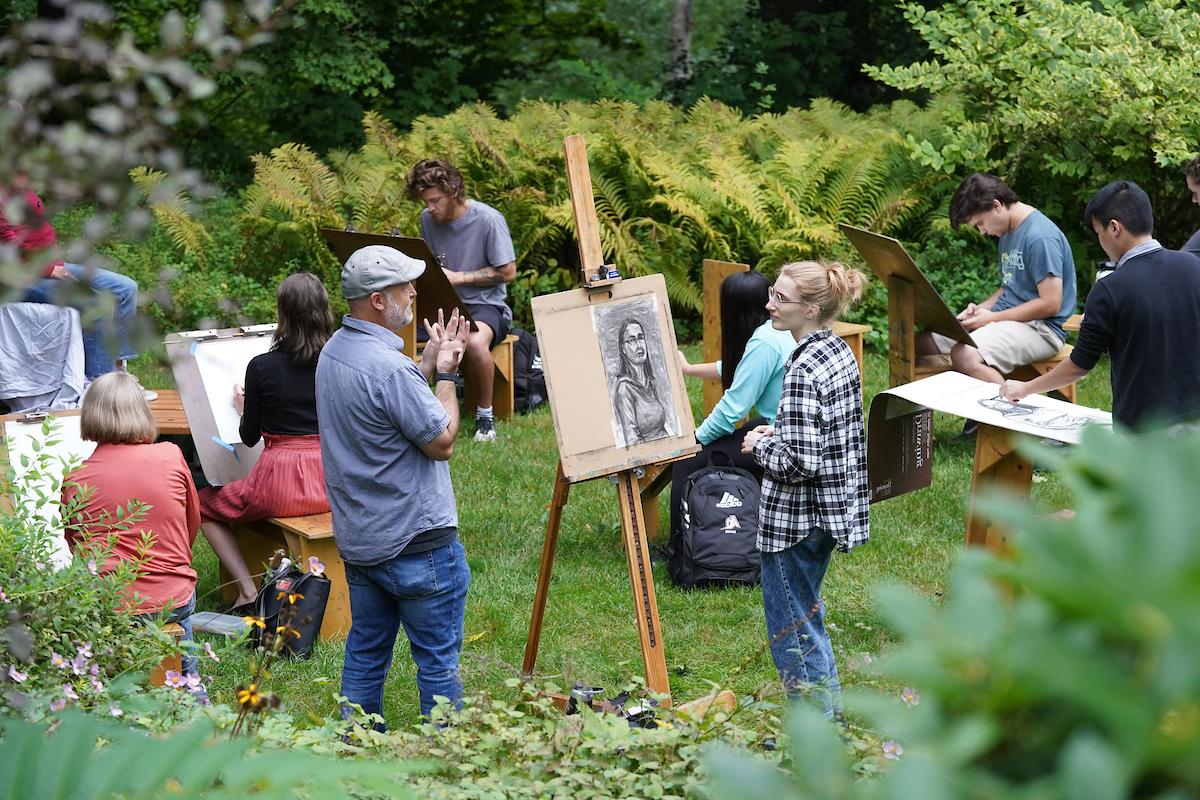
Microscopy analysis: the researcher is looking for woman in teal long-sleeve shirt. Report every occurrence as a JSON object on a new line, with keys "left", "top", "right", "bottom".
{"left": 670, "top": 271, "right": 794, "bottom": 537}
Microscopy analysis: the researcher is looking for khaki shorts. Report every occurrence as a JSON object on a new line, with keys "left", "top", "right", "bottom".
{"left": 930, "top": 319, "right": 1064, "bottom": 375}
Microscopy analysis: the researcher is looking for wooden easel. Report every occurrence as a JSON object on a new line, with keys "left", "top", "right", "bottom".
{"left": 521, "top": 136, "right": 685, "bottom": 705}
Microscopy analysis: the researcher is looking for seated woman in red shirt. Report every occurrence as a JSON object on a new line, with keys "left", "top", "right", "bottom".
{"left": 199, "top": 272, "right": 333, "bottom": 610}
{"left": 64, "top": 371, "right": 202, "bottom": 676}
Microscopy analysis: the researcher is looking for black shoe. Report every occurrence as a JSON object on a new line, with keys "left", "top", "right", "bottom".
{"left": 962, "top": 419, "right": 980, "bottom": 437}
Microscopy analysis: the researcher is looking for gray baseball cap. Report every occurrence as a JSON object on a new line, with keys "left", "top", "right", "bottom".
{"left": 340, "top": 245, "right": 425, "bottom": 299}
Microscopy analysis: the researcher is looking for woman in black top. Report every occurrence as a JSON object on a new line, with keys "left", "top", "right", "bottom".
{"left": 199, "top": 272, "right": 334, "bottom": 609}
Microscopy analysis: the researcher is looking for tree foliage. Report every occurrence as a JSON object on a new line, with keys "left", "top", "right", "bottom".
{"left": 867, "top": 0, "right": 1200, "bottom": 249}
{"left": 0, "top": 0, "right": 287, "bottom": 298}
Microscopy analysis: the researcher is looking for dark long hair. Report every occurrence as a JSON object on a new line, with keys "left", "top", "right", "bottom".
{"left": 272, "top": 272, "right": 334, "bottom": 366}
{"left": 616, "top": 316, "right": 658, "bottom": 388}
{"left": 719, "top": 270, "right": 771, "bottom": 391}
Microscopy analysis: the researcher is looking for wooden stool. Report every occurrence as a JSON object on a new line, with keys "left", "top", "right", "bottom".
{"left": 226, "top": 512, "right": 350, "bottom": 640}
{"left": 149, "top": 622, "right": 185, "bottom": 686}
{"left": 464, "top": 332, "right": 518, "bottom": 419}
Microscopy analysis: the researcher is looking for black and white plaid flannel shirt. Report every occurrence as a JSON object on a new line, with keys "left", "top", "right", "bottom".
{"left": 752, "top": 328, "right": 869, "bottom": 554}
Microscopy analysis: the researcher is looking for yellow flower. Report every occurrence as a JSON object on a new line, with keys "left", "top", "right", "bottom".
{"left": 275, "top": 590, "right": 305, "bottom": 605}
{"left": 243, "top": 616, "right": 266, "bottom": 630}
{"left": 236, "top": 683, "right": 267, "bottom": 712}
{"left": 276, "top": 624, "right": 302, "bottom": 640}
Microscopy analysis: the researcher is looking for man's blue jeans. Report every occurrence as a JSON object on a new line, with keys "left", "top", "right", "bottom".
{"left": 760, "top": 528, "right": 841, "bottom": 717}
{"left": 23, "top": 263, "right": 138, "bottom": 380}
{"left": 340, "top": 540, "right": 470, "bottom": 725}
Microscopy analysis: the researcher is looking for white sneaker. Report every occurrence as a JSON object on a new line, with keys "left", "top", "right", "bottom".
{"left": 473, "top": 416, "right": 497, "bottom": 442}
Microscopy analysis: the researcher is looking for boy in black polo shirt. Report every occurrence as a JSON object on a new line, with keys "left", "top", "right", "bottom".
{"left": 1001, "top": 181, "right": 1200, "bottom": 429}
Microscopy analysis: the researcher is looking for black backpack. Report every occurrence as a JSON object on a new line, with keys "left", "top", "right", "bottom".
{"left": 512, "top": 327, "right": 547, "bottom": 414}
{"left": 668, "top": 452, "right": 762, "bottom": 589}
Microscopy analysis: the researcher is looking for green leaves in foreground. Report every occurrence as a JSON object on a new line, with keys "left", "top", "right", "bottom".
{"left": 0, "top": 711, "right": 416, "bottom": 800}
{"left": 710, "top": 427, "right": 1200, "bottom": 799}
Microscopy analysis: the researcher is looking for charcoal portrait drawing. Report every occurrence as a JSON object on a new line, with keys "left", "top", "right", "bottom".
{"left": 977, "top": 396, "right": 1099, "bottom": 432}
{"left": 593, "top": 297, "right": 679, "bottom": 448}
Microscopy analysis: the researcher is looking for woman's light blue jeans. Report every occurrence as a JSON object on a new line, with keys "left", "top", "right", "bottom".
{"left": 760, "top": 528, "right": 842, "bottom": 717}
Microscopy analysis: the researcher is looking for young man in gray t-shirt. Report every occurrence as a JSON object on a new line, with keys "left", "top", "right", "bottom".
{"left": 919, "top": 172, "right": 1076, "bottom": 385}
{"left": 406, "top": 160, "right": 517, "bottom": 442}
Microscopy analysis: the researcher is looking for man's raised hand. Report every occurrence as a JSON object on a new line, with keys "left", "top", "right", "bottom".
{"left": 434, "top": 308, "right": 466, "bottom": 373}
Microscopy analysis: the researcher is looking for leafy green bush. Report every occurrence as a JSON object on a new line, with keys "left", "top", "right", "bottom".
{"left": 0, "top": 710, "right": 415, "bottom": 799}
{"left": 0, "top": 421, "right": 172, "bottom": 717}
{"left": 868, "top": 0, "right": 1200, "bottom": 252}
{"left": 710, "top": 427, "right": 1200, "bottom": 798}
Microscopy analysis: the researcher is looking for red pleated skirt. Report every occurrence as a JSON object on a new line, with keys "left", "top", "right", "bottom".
{"left": 199, "top": 433, "right": 328, "bottom": 524}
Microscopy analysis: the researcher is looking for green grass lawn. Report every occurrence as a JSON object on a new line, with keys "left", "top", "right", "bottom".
{"left": 139, "top": 346, "right": 1112, "bottom": 731}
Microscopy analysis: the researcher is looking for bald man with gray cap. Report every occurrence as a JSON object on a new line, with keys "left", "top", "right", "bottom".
{"left": 316, "top": 244, "right": 470, "bottom": 726}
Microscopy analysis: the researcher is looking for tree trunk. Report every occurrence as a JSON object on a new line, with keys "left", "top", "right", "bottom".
{"left": 667, "top": 0, "right": 694, "bottom": 94}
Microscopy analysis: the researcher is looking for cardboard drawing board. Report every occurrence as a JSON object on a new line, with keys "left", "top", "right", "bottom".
{"left": 839, "top": 223, "right": 975, "bottom": 347}
{"left": 867, "top": 371, "right": 1113, "bottom": 503}
{"left": 1, "top": 410, "right": 94, "bottom": 568}
{"left": 320, "top": 229, "right": 474, "bottom": 330}
{"left": 165, "top": 326, "right": 273, "bottom": 487}
{"left": 532, "top": 273, "right": 698, "bottom": 482}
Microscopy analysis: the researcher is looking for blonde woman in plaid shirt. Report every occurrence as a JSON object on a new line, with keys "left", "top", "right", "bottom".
{"left": 741, "top": 260, "right": 869, "bottom": 717}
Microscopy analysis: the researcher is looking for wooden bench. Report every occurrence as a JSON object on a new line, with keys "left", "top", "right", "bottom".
{"left": 148, "top": 390, "right": 189, "bottom": 436}
{"left": 459, "top": 333, "right": 517, "bottom": 420}
{"left": 149, "top": 622, "right": 185, "bottom": 687}
{"left": 225, "top": 512, "right": 350, "bottom": 640}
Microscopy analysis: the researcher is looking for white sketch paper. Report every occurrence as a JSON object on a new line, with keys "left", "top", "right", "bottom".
{"left": 4, "top": 415, "right": 96, "bottom": 569}
{"left": 592, "top": 295, "right": 680, "bottom": 448}
{"left": 193, "top": 336, "right": 273, "bottom": 444}
{"left": 884, "top": 371, "right": 1111, "bottom": 444}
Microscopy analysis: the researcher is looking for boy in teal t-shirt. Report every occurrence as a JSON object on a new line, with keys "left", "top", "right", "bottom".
{"left": 919, "top": 172, "right": 1076, "bottom": 384}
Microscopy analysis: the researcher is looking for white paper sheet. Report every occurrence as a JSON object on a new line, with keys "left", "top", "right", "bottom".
{"left": 193, "top": 336, "right": 273, "bottom": 444}
{"left": 883, "top": 371, "right": 1112, "bottom": 445}
{"left": 4, "top": 415, "right": 96, "bottom": 569}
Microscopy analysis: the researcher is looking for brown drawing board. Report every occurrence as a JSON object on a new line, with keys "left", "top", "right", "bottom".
{"left": 532, "top": 273, "right": 698, "bottom": 483}
{"left": 838, "top": 223, "right": 976, "bottom": 347}
{"left": 319, "top": 229, "right": 474, "bottom": 328}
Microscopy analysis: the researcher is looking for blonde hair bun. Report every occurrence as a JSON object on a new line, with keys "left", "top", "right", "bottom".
{"left": 778, "top": 260, "right": 868, "bottom": 322}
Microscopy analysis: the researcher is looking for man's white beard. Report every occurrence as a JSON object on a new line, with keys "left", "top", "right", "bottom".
{"left": 384, "top": 294, "right": 413, "bottom": 330}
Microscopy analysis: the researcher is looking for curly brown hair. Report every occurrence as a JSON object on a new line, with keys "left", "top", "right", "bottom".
{"left": 404, "top": 159, "right": 466, "bottom": 202}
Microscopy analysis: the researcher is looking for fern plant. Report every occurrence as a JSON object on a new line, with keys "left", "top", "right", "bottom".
{"left": 137, "top": 98, "right": 954, "bottom": 329}
{"left": 128, "top": 167, "right": 213, "bottom": 265}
